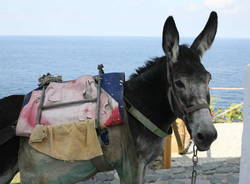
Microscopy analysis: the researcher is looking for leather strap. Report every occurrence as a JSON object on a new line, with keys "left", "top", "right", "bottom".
{"left": 125, "top": 97, "right": 170, "bottom": 138}
{"left": 185, "top": 104, "right": 210, "bottom": 114}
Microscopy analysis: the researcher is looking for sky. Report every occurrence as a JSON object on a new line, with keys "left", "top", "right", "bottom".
{"left": 0, "top": 0, "right": 250, "bottom": 38}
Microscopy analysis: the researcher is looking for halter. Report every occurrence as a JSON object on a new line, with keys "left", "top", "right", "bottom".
{"left": 125, "top": 60, "right": 211, "bottom": 138}
{"left": 166, "top": 60, "right": 210, "bottom": 122}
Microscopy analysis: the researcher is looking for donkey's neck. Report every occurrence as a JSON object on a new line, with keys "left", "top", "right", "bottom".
{"left": 124, "top": 58, "right": 176, "bottom": 163}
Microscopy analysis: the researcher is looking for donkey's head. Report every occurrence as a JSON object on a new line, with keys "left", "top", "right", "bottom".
{"left": 162, "top": 12, "right": 218, "bottom": 151}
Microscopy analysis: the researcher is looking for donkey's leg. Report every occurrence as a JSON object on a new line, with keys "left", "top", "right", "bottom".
{"left": 137, "top": 162, "right": 147, "bottom": 184}
{"left": 116, "top": 161, "right": 146, "bottom": 184}
{"left": 99, "top": 121, "right": 140, "bottom": 184}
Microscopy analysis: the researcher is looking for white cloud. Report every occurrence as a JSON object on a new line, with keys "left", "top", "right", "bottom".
{"left": 204, "top": 0, "right": 236, "bottom": 9}
{"left": 188, "top": 3, "right": 201, "bottom": 11}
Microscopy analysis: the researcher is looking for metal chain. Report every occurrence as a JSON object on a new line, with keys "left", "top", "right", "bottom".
{"left": 191, "top": 144, "right": 198, "bottom": 184}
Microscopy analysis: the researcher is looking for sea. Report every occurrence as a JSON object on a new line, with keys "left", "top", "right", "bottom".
{"left": 0, "top": 36, "right": 249, "bottom": 109}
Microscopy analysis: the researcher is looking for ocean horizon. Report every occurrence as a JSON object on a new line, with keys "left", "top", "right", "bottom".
{"left": 0, "top": 36, "right": 249, "bottom": 109}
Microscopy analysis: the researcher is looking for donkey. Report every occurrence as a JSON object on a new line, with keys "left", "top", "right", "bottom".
{"left": 1, "top": 12, "right": 218, "bottom": 184}
{"left": 0, "top": 95, "right": 24, "bottom": 184}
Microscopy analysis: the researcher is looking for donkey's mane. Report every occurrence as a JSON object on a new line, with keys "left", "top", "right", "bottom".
{"left": 129, "top": 45, "right": 200, "bottom": 80}
{"left": 129, "top": 57, "right": 164, "bottom": 80}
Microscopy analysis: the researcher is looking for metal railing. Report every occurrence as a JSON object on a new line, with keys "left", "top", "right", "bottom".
{"left": 210, "top": 87, "right": 244, "bottom": 120}
{"left": 210, "top": 87, "right": 244, "bottom": 90}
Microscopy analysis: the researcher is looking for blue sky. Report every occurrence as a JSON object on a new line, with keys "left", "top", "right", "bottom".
{"left": 1, "top": 0, "right": 249, "bottom": 38}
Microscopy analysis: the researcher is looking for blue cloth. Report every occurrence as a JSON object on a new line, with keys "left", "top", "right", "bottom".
{"left": 101, "top": 73, "right": 125, "bottom": 120}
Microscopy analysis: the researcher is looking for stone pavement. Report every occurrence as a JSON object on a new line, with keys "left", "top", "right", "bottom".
{"left": 148, "top": 157, "right": 240, "bottom": 184}
{"left": 80, "top": 157, "right": 240, "bottom": 184}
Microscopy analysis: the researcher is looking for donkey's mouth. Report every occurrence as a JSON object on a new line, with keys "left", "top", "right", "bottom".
{"left": 193, "top": 138, "right": 212, "bottom": 151}
{"left": 195, "top": 143, "right": 210, "bottom": 151}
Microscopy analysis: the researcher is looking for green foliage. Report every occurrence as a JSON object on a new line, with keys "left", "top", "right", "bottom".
{"left": 223, "top": 104, "right": 243, "bottom": 122}
{"left": 210, "top": 97, "right": 243, "bottom": 123}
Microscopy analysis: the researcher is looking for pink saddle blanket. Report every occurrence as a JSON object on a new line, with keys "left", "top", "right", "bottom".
{"left": 16, "top": 75, "right": 123, "bottom": 136}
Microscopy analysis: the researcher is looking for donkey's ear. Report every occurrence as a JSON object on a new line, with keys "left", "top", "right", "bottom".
{"left": 191, "top": 11, "right": 218, "bottom": 57}
{"left": 162, "top": 16, "right": 179, "bottom": 63}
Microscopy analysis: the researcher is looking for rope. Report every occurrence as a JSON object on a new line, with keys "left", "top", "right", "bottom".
{"left": 38, "top": 73, "right": 62, "bottom": 87}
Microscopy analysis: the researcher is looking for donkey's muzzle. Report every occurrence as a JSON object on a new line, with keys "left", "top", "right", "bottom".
{"left": 194, "top": 125, "right": 217, "bottom": 151}
{"left": 190, "top": 108, "right": 218, "bottom": 151}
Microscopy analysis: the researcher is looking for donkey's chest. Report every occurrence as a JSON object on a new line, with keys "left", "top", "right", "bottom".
{"left": 136, "top": 135, "right": 164, "bottom": 164}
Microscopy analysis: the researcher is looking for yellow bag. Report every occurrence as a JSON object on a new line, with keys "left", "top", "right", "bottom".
{"left": 29, "top": 119, "right": 103, "bottom": 161}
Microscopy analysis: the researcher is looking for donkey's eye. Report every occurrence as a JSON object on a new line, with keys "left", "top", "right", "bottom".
{"left": 175, "top": 80, "right": 185, "bottom": 88}
{"left": 208, "top": 73, "right": 212, "bottom": 82}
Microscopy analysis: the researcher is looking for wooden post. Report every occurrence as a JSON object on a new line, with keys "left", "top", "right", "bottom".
{"left": 163, "top": 119, "right": 191, "bottom": 169}
{"left": 163, "top": 135, "right": 172, "bottom": 169}
{"left": 172, "top": 120, "right": 185, "bottom": 154}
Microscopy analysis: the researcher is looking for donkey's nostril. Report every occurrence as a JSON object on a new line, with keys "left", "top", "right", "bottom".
{"left": 213, "top": 130, "right": 218, "bottom": 140}
{"left": 197, "top": 133, "right": 204, "bottom": 140}
{"left": 196, "top": 129, "right": 217, "bottom": 143}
